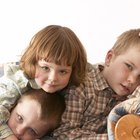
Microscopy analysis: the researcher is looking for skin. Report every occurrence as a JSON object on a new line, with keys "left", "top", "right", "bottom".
{"left": 4, "top": 60, "right": 72, "bottom": 140}
{"left": 35, "top": 60, "right": 72, "bottom": 93}
{"left": 8, "top": 98, "right": 48, "bottom": 140}
{"left": 103, "top": 47, "right": 140, "bottom": 97}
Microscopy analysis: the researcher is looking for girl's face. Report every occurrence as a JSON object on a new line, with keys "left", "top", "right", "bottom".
{"left": 103, "top": 47, "right": 140, "bottom": 96}
{"left": 8, "top": 98, "right": 48, "bottom": 140}
{"left": 35, "top": 60, "right": 72, "bottom": 93}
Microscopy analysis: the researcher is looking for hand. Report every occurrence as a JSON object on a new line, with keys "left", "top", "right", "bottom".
{"left": 3, "top": 134, "right": 19, "bottom": 140}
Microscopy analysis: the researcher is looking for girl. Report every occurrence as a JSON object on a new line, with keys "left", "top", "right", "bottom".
{"left": 0, "top": 25, "right": 87, "bottom": 139}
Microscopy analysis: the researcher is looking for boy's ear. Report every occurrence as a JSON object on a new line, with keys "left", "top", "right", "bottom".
{"left": 105, "top": 49, "right": 114, "bottom": 66}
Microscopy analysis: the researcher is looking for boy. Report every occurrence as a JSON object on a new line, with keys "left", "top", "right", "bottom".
{"left": 1, "top": 89, "right": 65, "bottom": 140}
{"left": 52, "top": 29, "right": 140, "bottom": 139}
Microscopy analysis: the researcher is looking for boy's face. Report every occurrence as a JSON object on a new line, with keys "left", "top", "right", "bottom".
{"left": 35, "top": 60, "right": 72, "bottom": 93}
{"left": 104, "top": 47, "right": 140, "bottom": 96}
{"left": 8, "top": 98, "right": 47, "bottom": 140}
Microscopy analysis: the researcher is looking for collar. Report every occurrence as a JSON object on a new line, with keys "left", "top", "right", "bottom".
{"left": 91, "top": 63, "right": 109, "bottom": 91}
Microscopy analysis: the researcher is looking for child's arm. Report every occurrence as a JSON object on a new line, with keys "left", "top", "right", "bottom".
{"left": 107, "top": 97, "right": 140, "bottom": 140}
{"left": 0, "top": 63, "right": 30, "bottom": 139}
{"left": 0, "top": 78, "right": 21, "bottom": 139}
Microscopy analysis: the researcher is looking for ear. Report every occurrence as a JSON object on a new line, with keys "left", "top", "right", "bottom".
{"left": 105, "top": 49, "right": 114, "bottom": 66}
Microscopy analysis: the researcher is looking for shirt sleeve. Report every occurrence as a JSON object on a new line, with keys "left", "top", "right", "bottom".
{"left": 0, "top": 63, "right": 29, "bottom": 138}
{"left": 53, "top": 87, "right": 108, "bottom": 140}
{"left": 128, "top": 85, "right": 140, "bottom": 98}
{"left": 0, "top": 105, "right": 13, "bottom": 139}
{"left": 107, "top": 97, "right": 140, "bottom": 140}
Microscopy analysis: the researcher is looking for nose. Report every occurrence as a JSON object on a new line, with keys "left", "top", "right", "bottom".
{"left": 48, "top": 71, "right": 58, "bottom": 82}
{"left": 16, "top": 125, "right": 25, "bottom": 136}
{"left": 127, "top": 74, "right": 137, "bottom": 85}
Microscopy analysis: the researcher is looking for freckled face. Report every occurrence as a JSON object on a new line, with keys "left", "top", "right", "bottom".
{"left": 35, "top": 60, "right": 72, "bottom": 93}
{"left": 103, "top": 48, "right": 140, "bottom": 96}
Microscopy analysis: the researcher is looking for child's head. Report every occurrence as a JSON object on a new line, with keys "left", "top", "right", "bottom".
{"left": 8, "top": 89, "right": 65, "bottom": 140}
{"left": 103, "top": 29, "right": 140, "bottom": 97}
{"left": 20, "top": 25, "right": 87, "bottom": 89}
{"left": 112, "top": 29, "right": 140, "bottom": 57}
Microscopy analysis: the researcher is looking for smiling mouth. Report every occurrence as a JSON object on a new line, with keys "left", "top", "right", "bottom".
{"left": 46, "top": 83, "right": 56, "bottom": 87}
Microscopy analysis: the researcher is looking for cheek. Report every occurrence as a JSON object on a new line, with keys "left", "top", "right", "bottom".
{"left": 35, "top": 71, "right": 41, "bottom": 78}
{"left": 118, "top": 65, "right": 129, "bottom": 77}
{"left": 35, "top": 68, "right": 45, "bottom": 78}
{"left": 8, "top": 115, "right": 15, "bottom": 129}
{"left": 8, "top": 109, "right": 18, "bottom": 128}
{"left": 113, "top": 66, "right": 129, "bottom": 82}
{"left": 62, "top": 76, "right": 71, "bottom": 85}
{"left": 35, "top": 76, "right": 46, "bottom": 84}
{"left": 35, "top": 71, "right": 47, "bottom": 81}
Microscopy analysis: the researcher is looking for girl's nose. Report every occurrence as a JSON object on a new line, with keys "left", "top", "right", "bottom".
{"left": 48, "top": 71, "right": 57, "bottom": 82}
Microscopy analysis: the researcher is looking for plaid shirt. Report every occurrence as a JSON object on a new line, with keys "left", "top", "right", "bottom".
{"left": 53, "top": 64, "right": 123, "bottom": 140}
{"left": 0, "top": 63, "right": 40, "bottom": 139}
{"left": 0, "top": 63, "right": 132, "bottom": 140}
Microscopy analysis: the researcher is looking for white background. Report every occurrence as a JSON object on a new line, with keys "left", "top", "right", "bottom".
{"left": 0, "top": 0, "right": 140, "bottom": 64}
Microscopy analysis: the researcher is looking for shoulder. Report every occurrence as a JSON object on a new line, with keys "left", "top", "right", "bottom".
{"left": 3, "top": 62, "right": 20, "bottom": 76}
{"left": 86, "top": 62, "right": 104, "bottom": 74}
{"left": 85, "top": 62, "right": 106, "bottom": 85}
{"left": 0, "top": 62, "right": 31, "bottom": 91}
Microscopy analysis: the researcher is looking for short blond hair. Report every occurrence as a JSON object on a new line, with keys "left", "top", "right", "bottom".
{"left": 20, "top": 25, "right": 87, "bottom": 86}
{"left": 112, "top": 29, "right": 140, "bottom": 56}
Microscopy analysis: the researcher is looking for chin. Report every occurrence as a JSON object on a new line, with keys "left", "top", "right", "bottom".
{"left": 43, "top": 88, "right": 55, "bottom": 93}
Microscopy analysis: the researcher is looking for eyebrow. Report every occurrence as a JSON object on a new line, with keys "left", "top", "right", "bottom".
{"left": 128, "top": 61, "right": 135, "bottom": 68}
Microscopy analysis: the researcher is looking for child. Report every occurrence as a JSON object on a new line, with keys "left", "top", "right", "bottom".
{"left": 2, "top": 25, "right": 140, "bottom": 139}
{"left": 107, "top": 86, "right": 140, "bottom": 140}
{"left": 1, "top": 89, "right": 65, "bottom": 140}
{"left": 0, "top": 25, "right": 88, "bottom": 139}
{"left": 52, "top": 28, "right": 140, "bottom": 139}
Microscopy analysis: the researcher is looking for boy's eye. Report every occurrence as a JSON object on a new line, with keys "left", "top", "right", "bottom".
{"left": 28, "top": 128, "right": 38, "bottom": 137}
{"left": 125, "top": 63, "right": 133, "bottom": 70}
{"left": 16, "top": 114, "right": 23, "bottom": 123}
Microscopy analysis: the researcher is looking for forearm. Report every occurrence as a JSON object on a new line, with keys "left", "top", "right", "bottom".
{"left": 0, "top": 78, "right": 22, "bottom": 139}
{"left": 0, "top": 124, "right": 13, "bottom": 139}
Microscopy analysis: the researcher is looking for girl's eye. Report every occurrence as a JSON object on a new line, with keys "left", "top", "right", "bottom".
{"left": 41, "top": 66, "right": 49, "bottom": 71}
{"left": 125, "top": 63, "right": 133, "bottom": 71}
{"left": 59, "top": 70, "right": 67, "bottom": 75}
